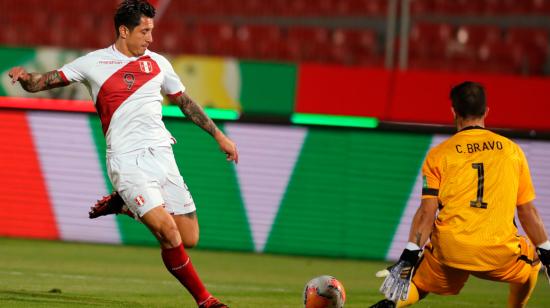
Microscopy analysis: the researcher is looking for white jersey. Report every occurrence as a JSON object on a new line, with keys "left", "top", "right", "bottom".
{"left": 58, "top": 45, "right": 185, "bottom": 154}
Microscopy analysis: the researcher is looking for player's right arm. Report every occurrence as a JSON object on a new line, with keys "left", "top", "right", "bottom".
{"left": 517, "top": 201, "right": 549, "bottom": 246}
{"left": 517, "top": 201, "right": 550, "bottom": 284}
{"left": 515, "top": 145, "right": 550, "bottom": 284}
{"left": 8, "top": 67, "right": 69, "bottom": 93}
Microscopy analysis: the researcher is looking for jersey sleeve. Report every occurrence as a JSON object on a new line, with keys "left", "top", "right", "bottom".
{"left": 516, "top": 145, "right": 536, "bottom": 205}
{"left": 157, "top": 55, "right": 185, "bottom": 98}
{"left": 58, "top": 55, "right": 90, "bottom": 83}
{"left": 421, "top": 149, "right": 441, "bottom": 199}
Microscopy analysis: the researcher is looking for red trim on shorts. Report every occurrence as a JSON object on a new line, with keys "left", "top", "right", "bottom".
{"left": 96, "top": 55, "right": 161, "bottom": 134}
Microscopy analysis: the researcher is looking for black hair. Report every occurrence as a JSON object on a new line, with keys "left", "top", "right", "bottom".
{"left": 450, "top": 81, "right": 486, "bottom": 119}
{"left": 114, "top": 0, "right": 156, "bottom": 37}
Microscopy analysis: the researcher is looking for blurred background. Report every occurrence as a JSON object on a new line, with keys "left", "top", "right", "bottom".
{"left": 1, "top": 0, "right": 549, "bottom": 262}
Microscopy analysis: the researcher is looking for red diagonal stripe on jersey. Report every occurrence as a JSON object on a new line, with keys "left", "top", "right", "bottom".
{"left": 96, "top": 55, "right": 160, "bottom": 134}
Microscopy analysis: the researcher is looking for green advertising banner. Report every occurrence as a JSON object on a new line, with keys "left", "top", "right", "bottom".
{"left": 2, "top": 109, "right": 550, "bottom": 261}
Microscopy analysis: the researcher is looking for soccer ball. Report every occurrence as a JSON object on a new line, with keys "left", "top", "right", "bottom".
{"left": 303, "top": 275, "right": 346, "bottom": 308}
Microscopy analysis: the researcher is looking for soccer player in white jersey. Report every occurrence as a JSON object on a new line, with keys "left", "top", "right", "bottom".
{"left": 8, "top": 1, "right": 234, "bottom": 307}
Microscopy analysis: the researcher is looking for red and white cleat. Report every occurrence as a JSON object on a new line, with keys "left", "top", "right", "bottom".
{"left": 89, "top": 192, "right": 134, "bottom": 219}
{"left": 198, "top": 297, "right": 229, "bottom": 308}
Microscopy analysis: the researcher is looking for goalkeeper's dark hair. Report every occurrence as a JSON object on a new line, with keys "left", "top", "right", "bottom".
{"left": 114, "top": 0, "right": 156, "bottom": 37}
{"left": 450, "top": 81, "right": 486, "bottom": 119}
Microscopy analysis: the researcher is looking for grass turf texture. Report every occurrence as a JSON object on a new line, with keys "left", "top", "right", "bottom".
{"left": 0, "top": 237, "right": 548, "bottom": 307}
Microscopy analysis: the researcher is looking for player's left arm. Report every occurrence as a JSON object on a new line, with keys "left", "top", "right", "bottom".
{"left": 408, "top": 198, "right": 438, "bottom": 247}
{"left": 170, "top": 93, "right": 238, "bottom": 163}
{"left": 377, "top": 198, "right": 437, "bottom": 302}
{"left": 377, "top": 150, "right": 440, "bottom": 303}
{"left": 8, "top": 67, "right": 69, "bottom": 93}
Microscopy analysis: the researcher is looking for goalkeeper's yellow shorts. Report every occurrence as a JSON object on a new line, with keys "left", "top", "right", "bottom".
{"left": 412, "top": 236, "right": 541, "bottom": 295}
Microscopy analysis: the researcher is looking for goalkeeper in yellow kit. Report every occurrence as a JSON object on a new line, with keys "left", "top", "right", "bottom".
{"left": 371, "top": 81, "right": 550, "bottom": 308}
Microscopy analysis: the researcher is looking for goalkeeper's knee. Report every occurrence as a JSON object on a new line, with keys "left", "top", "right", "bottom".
{"left": 397, "top": 282, "right": 421, "bottom": 307}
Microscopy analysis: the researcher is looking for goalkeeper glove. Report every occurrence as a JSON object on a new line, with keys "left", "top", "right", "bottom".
{"left": 377, "top": 243, "right": 422, "bottom": 303}
{"left": 537, "top": 241, "right": 550, "bottom": 285}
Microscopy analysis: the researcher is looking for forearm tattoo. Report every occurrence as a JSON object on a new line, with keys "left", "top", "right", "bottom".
{"left": 175, "top": 93, "right": 218, "bottom": 136}
{"left": 21, "top": 70, "right": 68, "bottom": 93}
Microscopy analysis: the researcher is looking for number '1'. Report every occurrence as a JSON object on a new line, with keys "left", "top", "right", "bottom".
{"left": 470, "top": 163, "right": 488, "bottom": 209}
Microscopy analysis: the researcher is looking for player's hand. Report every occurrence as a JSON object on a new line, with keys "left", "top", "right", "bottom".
{"left": 377, "top": 248, "right": 422, "bottom": 303}
{"left": 215, "top": 131, "right": 239, "bottom": 164}
{"left": 8, "top": 66, "right": 30, "bottom": 84}
{"left": 537, "top": 246, "right": 550, "bottom": 285}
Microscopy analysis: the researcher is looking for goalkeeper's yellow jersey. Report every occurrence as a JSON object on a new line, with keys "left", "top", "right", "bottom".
{"left": 421, "top": 126, "right": 536, "bottom": 271}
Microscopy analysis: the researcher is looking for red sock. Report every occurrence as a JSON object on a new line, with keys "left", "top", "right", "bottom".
{"left": 161, "top": 244, "right": 211, "bottom": 304}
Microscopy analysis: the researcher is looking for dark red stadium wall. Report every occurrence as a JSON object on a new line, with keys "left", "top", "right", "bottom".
{"left": 295, "top": 64, "right": 391, "bottom": 118}
{"left": 389, "top": 70, "right": 550, "bottom": 130}
{"left": 295, "top": 65, "right": 550, "bottom": 130}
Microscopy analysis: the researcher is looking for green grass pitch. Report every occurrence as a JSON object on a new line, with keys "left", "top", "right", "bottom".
{"left": 0, "top": 237, "right": 548, "bottom": 307}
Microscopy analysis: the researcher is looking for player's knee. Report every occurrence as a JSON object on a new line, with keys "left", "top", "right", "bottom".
{"left": 158, "top": 221, "right": 181, "bottom": 248}
{"left": 182, "top": 233, "right": 199, "bottom": 248}
{"left": 173, "top": 212, "right": 199, "bottom": 248}
{"left": 182, "top": 237, "right": 198, "bottom": 249}
{"left": 416, "top": 285, "right": 429, "bottom": 300}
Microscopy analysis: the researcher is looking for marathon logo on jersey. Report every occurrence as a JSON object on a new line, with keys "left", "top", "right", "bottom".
{"left": 139, "top": 60, "right": 153, "bottom": 74}
{"left": 123, "top": 73, "right": 135, "bottom": 90}
{"left": 134, "top": 195, "right": 145, "bottom": 207}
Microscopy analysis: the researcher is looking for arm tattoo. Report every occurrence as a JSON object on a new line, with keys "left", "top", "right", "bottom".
{"left": 21, "top": 70, "right": 68, "bottom": 93}
{"left": 174, "top": 93, "right": 218, "bottom": 137}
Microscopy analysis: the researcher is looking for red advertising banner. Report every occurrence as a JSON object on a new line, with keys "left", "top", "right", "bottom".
{"left": 390, "top": 70, "right": 550, "bottom": 130}
{"left": 295, "top": 64, "right": 391, "bottom": 118}
{"left": 296, "top": 64, "right": 550, "bottom": 131}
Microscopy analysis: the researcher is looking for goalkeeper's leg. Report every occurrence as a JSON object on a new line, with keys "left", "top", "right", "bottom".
{"left": 396, "top": 282, "right": 425, "bottom": 307}
{"left": 508, "top": 263, "right": 540, "bottom": 308}
{"left": 369, "top": 284, "right": 425, "bottom": 308}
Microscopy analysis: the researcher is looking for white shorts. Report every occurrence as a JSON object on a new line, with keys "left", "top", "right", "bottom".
{"left": 107, "top": 146, "right": 196, "bottom": 218}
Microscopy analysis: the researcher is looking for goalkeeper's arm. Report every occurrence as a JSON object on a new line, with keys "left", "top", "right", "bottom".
{"left": 407, "top": 198, "right": 438, "bottom": 248}
{"left": 517, "top": 201, "right": 550, "bottom": 283}
{"left": 377, "top": 198, "right": 438, "bottom": 302}
{"left": 377, "top": 197, "right": 438, "bottom": 279}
